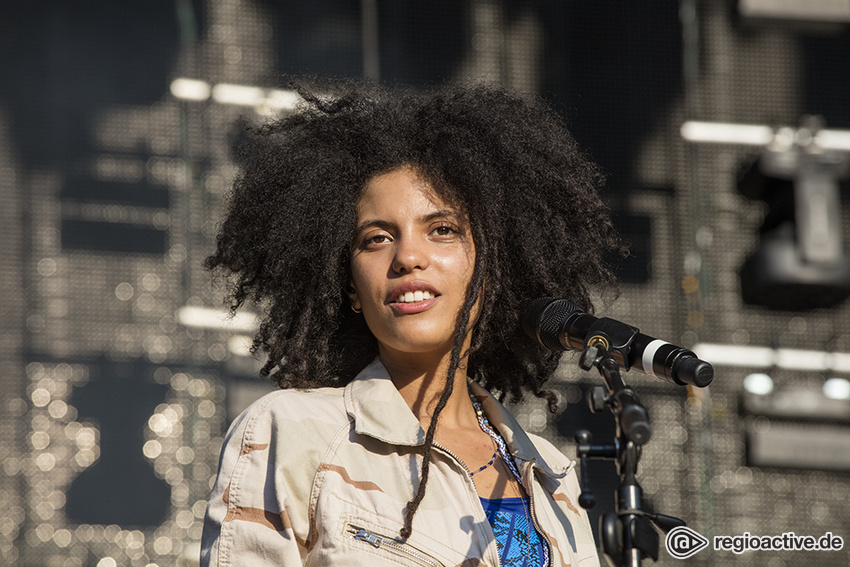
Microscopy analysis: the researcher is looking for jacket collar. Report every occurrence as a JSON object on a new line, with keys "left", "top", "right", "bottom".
{"left": 344, "top": 357, "right": 568, "bottom": 481}
{"left": 344, "top": 357, "right": 426, "bottom": 446}
{"left": 467, "top": 380, "right": 568, "bottom": 481}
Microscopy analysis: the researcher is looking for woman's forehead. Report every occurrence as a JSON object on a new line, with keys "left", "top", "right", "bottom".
{"left": 357, "top": 167, "right": 466, "bottom": 221}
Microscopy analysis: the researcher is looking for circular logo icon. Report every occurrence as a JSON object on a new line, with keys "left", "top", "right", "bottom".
{"left": 665, "top": 526, "right": 709, "bottom": 559}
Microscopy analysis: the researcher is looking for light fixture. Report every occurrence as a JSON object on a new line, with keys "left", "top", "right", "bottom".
{"left": 736, "top": 118, "right": 850, "bottom": 310}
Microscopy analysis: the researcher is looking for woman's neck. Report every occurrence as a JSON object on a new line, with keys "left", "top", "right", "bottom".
{"left": 378, "top": 344, "right": 477, "bottom": 431}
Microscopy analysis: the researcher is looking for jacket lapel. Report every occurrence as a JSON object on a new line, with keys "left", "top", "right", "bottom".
{"left": 344, "top": 357, "right": 426, "bottom": 446}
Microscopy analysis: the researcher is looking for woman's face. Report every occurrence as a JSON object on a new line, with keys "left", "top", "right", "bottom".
{"left": 349, "top": 166, "right": 477, "bottom": 359}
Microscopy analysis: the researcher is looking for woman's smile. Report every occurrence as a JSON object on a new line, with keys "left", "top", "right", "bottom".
{"left": 388, "top": 280, "right": 440, "bottom": 313}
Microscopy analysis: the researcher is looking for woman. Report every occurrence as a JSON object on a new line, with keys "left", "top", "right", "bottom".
{"left": 201, "top": 80, "right": 621, "bottom": 567}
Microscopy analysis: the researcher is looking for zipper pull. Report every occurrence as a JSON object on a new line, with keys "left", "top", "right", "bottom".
{"left": 351, "top": 528, "right": 383, "bottom": 548}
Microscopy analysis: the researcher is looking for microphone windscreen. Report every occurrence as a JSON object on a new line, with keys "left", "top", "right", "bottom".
{"left": 521, "top": 298, "right": 582, "bottom": 351}
{"left": 674, "top": 356, "right": 714, "bottom": 388}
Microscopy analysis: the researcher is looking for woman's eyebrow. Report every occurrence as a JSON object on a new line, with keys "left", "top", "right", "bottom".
{"left": 421, "top": 209, "right": 459, "bottom": 223}
{"left": 355, "top": 219, "right": 395, "bottom": 233}
{"left": 355, "top": 210, "right": 462, "bottom": 233}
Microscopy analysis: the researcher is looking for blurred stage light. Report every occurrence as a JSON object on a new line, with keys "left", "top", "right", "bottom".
{"left": 170, "top": 78, "right": 299, "bottom": 114}
{"left": 745, "top": 420, "right": 850, "bottom": 471}
{"left": 774, "top": 348, "right": 830, "bottom": 370}
{"left": 823, "top": 377, "right": 850, "bottom": 400}
{"left": 226, "top": 335, "right": 253, "bottom": 356}
{"left": 743, "top": 372, "right": 774, "bottom": 395}
{"left": 691, "top": 343, "right": 774, "bottom": 367}
{"left": 176, "top": 306, "right": 258, "bottom": 332}
{"left": 211, "top": 83, "right": 265, "bottom": 106}
{"left": 263, "top": 89, "right": 300, "bottom": 111}
{"left": 681, "top": 121, "right": 850, "bottom": 150}
{"left": 693, "top": 343, "right": 850, "bottom": 373}
{"left": 815, "top": 129, "right": 850, "bottom": 151}
{"left": 737, "top": 0, "right": 850, "bottom": 23}
{"left": 169, "top": 78, "right": 211, "bottom": 101}
{"left": 680, "top": 121, "right": 773, "bottom": 146}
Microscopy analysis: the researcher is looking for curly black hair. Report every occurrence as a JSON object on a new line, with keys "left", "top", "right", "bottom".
{"left": 206, "top": 78, "right": 622, "bottom": 538}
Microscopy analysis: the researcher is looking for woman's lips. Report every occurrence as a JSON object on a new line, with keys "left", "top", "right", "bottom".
{"left": 388, "top": 281, "right": 439, "bottom": 301}
{"left": 390, "top": 296, "right": 439, "bottom": 314}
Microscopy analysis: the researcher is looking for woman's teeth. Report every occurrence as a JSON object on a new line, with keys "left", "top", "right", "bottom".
{"left": 396, "top": 290, "right": 433, "bottom": 303}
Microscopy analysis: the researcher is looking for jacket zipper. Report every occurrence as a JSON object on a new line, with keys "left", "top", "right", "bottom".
{"left": 432, "top": 442, "right": 470, "bottom": 474}
{"left": 433, "top": 442, "right": 505, "bottom": 567}
{"left": 522, "top": 460, "right": 554, "bottom": 567}
{"left": 348, "top": 526, "right": 443, "bottom": 567}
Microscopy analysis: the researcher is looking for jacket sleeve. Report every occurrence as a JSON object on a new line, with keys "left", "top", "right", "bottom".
{"left": 200, "top": 392, "right": 310, "bottom": 567}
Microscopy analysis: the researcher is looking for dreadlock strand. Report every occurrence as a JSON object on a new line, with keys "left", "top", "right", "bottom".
{"left": 399, "top": 264, "right": 485, "bottom": 540}
{"left": 399, "top": 366, "right": 454, "bottom": 540}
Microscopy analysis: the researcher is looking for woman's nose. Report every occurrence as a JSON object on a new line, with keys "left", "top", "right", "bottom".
{"left": 391, "top": 236, "right": 428, "bottom": 274}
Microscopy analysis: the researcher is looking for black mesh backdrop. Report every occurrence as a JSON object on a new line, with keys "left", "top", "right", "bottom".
{"left": 1, "top": 1, "right": 849, "bottom": 565}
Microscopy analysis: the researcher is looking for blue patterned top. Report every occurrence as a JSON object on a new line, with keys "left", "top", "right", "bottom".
{"left": 480, "top": 496, "right": 547, "bottom": 567}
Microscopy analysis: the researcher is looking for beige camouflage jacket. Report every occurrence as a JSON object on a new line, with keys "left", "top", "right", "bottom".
{"left": 201, "top": 358, "right": 600, "bottom": 567}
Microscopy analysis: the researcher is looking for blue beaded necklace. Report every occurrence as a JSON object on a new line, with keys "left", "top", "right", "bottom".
{"left": 467, "top": 391, "right": 523, "bottom": 484}
{"left": 468, "top": 389, "right": 551, "bottom": 567}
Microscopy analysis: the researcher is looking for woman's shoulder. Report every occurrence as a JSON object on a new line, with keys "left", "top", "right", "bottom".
{"left": 247, "top": 385, "right": 346, "bottom": 410}
{"left": 238, "top": 384, "right": 348, "bottom": 423}
{"left": 225, "top": 386, "right": 351, "bottom": 454}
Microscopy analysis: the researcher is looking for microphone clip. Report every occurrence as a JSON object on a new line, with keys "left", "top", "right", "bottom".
{"left": 579, "top": 318, "right": 640, "bottom": 373}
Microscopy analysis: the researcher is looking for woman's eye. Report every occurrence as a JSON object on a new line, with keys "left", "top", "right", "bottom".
{"left": 432, "top": 224, "right": 458, "bottom": 237}
{"left": 364, "top": 234, "right": 390, "bottom": 246}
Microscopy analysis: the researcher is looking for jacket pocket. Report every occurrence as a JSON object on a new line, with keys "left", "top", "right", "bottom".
{"left": 346, "top": 523, "right": 446, "bottom": 567}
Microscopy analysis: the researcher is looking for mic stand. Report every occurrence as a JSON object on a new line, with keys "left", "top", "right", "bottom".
{"left": 574, "top": 328, "right": 686, "bottom": 567}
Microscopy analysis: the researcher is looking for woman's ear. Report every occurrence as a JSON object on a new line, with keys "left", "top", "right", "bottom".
{"left": 346, "top": 283, "right": 361, "bottom": 312}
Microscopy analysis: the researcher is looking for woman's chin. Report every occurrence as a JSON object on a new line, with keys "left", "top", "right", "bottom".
{"left": 377, "top": 337, "right": 457, "bottom": 359}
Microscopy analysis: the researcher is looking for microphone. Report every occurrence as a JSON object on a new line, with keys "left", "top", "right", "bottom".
{"left": 521, "top": 298, "right": 713, "bottom": 388}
